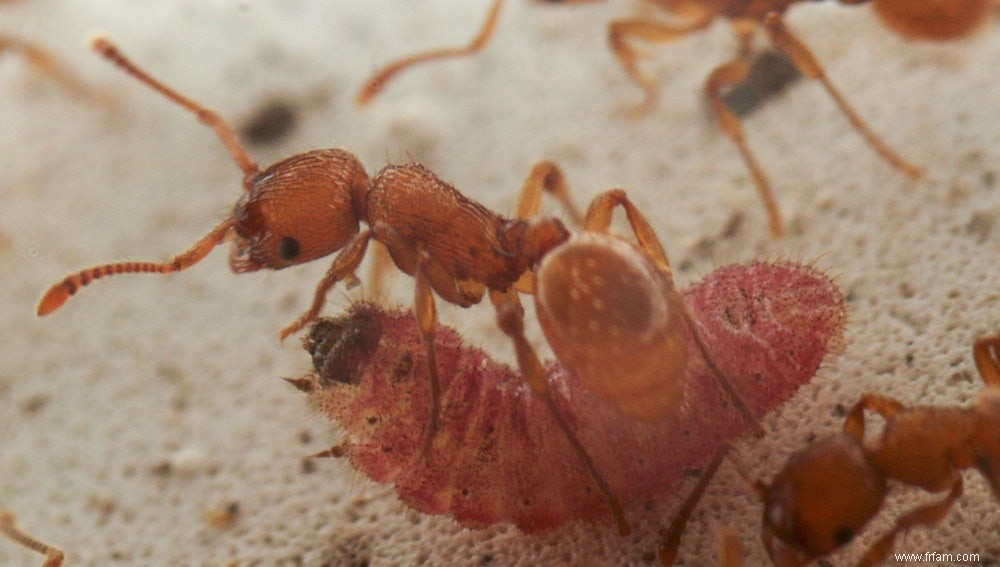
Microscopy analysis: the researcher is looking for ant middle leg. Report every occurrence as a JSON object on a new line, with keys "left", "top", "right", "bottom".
{"left": 489, "top": 286, "right": 629, "bottom": 535}
{"left": 658, "top": 445, "right": 729, "bottom": 566}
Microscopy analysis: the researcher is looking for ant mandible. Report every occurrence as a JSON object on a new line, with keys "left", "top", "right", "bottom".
{"left": 38, "top": 36, "right": 765, "bottom": 536}
{"left": 357, "top": 0, "right": 993, "bottom": 235}
{"left": 746, "top": 331, "right": 1000, "bottom": 566}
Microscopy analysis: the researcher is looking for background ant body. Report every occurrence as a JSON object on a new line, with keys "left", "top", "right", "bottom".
{"left": 358, "top": 0, "right": 993, "bottom": 235}
{"left": 750, "top": 332, "right": 1000, "bottom": 565}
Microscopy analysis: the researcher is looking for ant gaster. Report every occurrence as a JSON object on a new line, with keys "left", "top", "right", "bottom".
{"left": 38, "top": 36, "right": 765, "bottom": 535}
{"left": 356, "top": 0, "right": 994, "bottom": 235}
{"left": 752, "top": 332, "right": 1000, "bottom": 566}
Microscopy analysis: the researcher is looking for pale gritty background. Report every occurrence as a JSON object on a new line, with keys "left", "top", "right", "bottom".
{"left": 1, "top": 1, "right": 998, "bottom": 565}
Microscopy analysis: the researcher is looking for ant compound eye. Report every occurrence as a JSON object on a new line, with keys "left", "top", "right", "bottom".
{"left": 278, "top": 237, "right": 300, "bottom": 261}
{"left": 834, "top": 526, "right": 854, "bottom": 546}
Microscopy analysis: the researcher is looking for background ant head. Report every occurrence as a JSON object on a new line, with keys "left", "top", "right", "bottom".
{"left": 229, "top": 149, "right": 369, "bottom": 272}
{"left": 760, "top": 434, "right": 887, "bottom": 559}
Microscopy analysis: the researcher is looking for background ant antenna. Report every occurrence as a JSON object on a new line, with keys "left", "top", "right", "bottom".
{"left": 86, "top": 33, "right": 260, "bottom": 182}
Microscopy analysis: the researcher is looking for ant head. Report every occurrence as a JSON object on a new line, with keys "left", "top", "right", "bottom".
{"left": 760, "top": 434, "right": 887, "bottom": 559}
{"left": 870, "top": 0, "right": 993, "bottom": 41}
{"left": 229, "top": 149, "right": 369, "bottom": 272}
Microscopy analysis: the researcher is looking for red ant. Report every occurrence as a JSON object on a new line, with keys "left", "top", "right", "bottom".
{"left": 0, "top": 511, "right": 64, "bottom": 567}
{"left": 667, "top": 331, "right": 1000, "bottom": 566}
{"left": 356, "top": 0, "right": 994, "bottom": 235}
{"left": 37, "top": 36, "right": 767, "bottom": 536}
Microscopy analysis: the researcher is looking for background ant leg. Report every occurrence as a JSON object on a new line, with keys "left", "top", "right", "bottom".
{"left": 763, "top": 14, "right": 923, "bottom": 181}
{"left": 973, "top": 332, "right": 1000, "bottom": 386}
{"left": 704, "top": 55, "right": 784, "bottom": 236}
{"left": 583, "top": 189, "right": 764, "bottom": 436}
{"left": 278, "top": 230, "right": 373, "bottom": 341}
{"left": 0, "top": 35, "right": 101, "bottom": 103}
{"left": 607, "top": 15, "right": 712, "bottom": 116}
{"left": 412, "top": 248, "right": 443, "bottom": 457}
{"left": 844, "top": 394, "right": 905, "bottom": 436}
{"left": 0, "top": 511, "right": 64, "bottom": 567}
{"left": 90, "top": 36, "right": 260, "bottom": 184}
{"left": 488, "top": 287, "right": 629, "bottom": 535}
{"left": 857, "top": 476, "right": 963, "bottom": 567}
{"left": 658, "top": 445, "right": 728, "bottom": 566}
{"left": 356, "top": 0, "right": 505, "bottom": 106}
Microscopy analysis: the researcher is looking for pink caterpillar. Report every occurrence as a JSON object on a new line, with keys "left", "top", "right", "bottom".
{"left": 290, "top": 261, "right": 845, "bottom": 533}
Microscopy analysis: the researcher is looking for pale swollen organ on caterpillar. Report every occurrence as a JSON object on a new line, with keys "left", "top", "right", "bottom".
{"left": 288, "top": 261, "right": 846, "bottom": 533}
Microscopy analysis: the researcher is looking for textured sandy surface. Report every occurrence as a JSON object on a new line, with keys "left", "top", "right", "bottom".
{"left": 1, "top": 1, "right": 998, "bottom": 566}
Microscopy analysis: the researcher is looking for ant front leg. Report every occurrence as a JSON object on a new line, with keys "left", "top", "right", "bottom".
{"left": 0, "top": 512, "right": 64, "bottom": 567}
{"left": 355, "top": 0, "right": 505, "bottom": 105}
{"left": 857, "top": 476, "right": 963, "bottom": 567}
{"left": 584, "top": 189, "right": 764, "bottom": 436}
{"left": 488, "top": 287, "right": 629, "bottom": 535}
{"left": 412, "top": 248, "right": 443, "bottom": 456}
{"left": 278, "top": 230, "right": 373, "bottom": 341}
{"left": 607, "top": 15, "right": 713, "bottom": 116}
{"left": 763, "top": 14, "right": 923, "bottom": 180}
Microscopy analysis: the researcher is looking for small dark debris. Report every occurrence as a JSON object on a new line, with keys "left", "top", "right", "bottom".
{"left": 240, "top": 99, "right": 298, "bottom": 147}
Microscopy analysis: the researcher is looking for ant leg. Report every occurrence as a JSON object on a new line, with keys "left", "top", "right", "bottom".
{"left": 607, "top": 15, "right": 713, "bottom": 116}
{"left": 412, "top": 248, "right": 444, "bottom": 457}
{"left": 716, "top": 528, "right": 744, "bottom": 567}
{"left": 37, "top": 217, "right": 236, "bottom": 316}
{"left": 704, "top": 56, "right": 785, "bottom": 236}
{"left": 843, "top": 392, "right": 906, "bottom": 440}
{"left": 0, "top": 511, "right": 64, "bottom": 567}
{"left": 857, "top": 476, "right": 963, "bottom": 567}
{"left": 89, "top": 36, "right": 260, "bottom": 184}
{"left": 583, "top": 189, "right": 765, "bottom": 436}
{"left": 278, "top": 230, "right": 373, "bottom": 341}
{"left": 356, "top": 0, "right": 505, "bottom": 106}
{"left": 658, "top": 445, "right": 728, "bottom": 566}
{"left": 973, "top": 332, "right": 1000, "bottom": 387}
{"left": 515, "top": 161, "right": 584, "bottom": 225}
{"left": 489, "top": 287, "right": 629, "bottom": 536}
{"left": 763, "top": 14, "right": 923, "bottom": 181}
{"left": 365, "top": 242, "right": 393, "bottom": 302}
